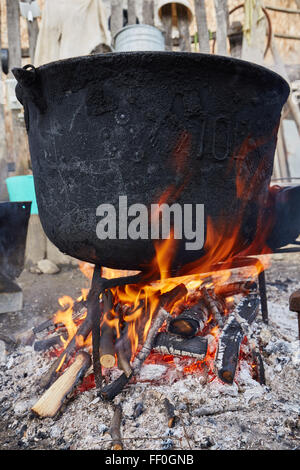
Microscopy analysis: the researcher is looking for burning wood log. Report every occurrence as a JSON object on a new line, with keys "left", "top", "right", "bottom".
{"left": 109, "top": 404, "right": 123, "bottom": 450}
{"left": 153, "top": 332, "right": 208, "bottom": 360}
{"left": 101, "top": 284, "right": 187, "bottom": 400}
{"left": 216, "top": 294, "right": 259, "bottom": 384}
{"left": 168, "top": 303, "right": 208, "bottom": 337}
{"left": 100, "top": 290, "right": 116, "bottom": 369}
{"left": 163, "top": 397, "right": 177, "bottom": 428}
{"left": 32, "top": 299, "right": 87, "bottom": 335}
{"left": 200, "top": 287, "right": 225, "bottom": 327}
{"left": 32, "top": 352, "right": 91, "bottom": 418}
{"left": 251, "top": 349, "right": 266, "bottom": 385}
{"left": 34, "top": 334, "right": 66, "bottom": 352}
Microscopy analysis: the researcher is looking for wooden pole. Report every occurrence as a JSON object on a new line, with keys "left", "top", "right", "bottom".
{"left": 177, "top": 4, "right": 191, "bottom": 52}
{"left": 24, "top": 0, "right": 39, "bottom": 63}
{"left": 142, "top": 0, "right": 154, "bottom": 26}
{"left": 161, "top": 3, "right": 172, "bottom": 51}
{"left": 194, "top": 0, "right": 210, "bottom": 53}
{"left": 214, "top": 0, "right": 228, "bottom": 56}
{"left": 6, "top": 0, "right": 22, "bottom": 71}
{"left": 229, "top": 21, "right": 243, "bottom": 58}
{"left": 127, "top": 0, "right": 136, "bottom": 25}
{"left": 241, "top": 0, "right": 266, "bottom": 66}
{"left": 0, "top": 3, "right": 8, "bottom": 200}
{"left": 111, "top": 0, "right": 123, "bottom": 40}
{"left": 6, "top": 0, "right": 30, "bottom": 176}
{"left": 270, "top": 35, "right": 300, "bottom": 135}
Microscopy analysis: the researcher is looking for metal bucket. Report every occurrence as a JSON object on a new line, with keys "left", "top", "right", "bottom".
{"left": 112, "top": 24, "right": 165, "bottom": 52}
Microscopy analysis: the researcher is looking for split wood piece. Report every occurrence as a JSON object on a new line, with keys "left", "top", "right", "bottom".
{"left": 194, "top": 0, "right": 210, "bottom": 53}
{"left": 216, "top": 294, "right": 259, "bottom": 384}
{"left": 110, "top": 404, "right": 123, "bottom": 450}
{"left": 168, "top": 302, "right": 208, "bottom": 337}
{"left": 100, "top": 290, "right": 116, "bottom": 368}
{"left": 161, "top": 3, "right": 173, "bottom": 51}
{"left": 34, "top": 333, "right": 66, "bottom": 352}
{"left": 153, "top": 332, "right": 207, "bottom": 360}
{"left": 177, "top": 4, "right": 191, "bottom": 52}
{"left": 32, "top": 352, "right": 91, "bottom": 418}
{"left": 163, "top": 397, "right": 177, "bottom": 428}
{"left": 101, "top": 284, "right": 187, "bottom": 400}
{"left": 289, "top": 290, "right": 300, "bottom": 340}
{"left": 200, "top": 287, "right": 224, "bottom": 327}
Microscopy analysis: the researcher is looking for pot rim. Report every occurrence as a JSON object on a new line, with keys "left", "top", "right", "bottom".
{"left": 35, "top": 51, "right": 290, "bottom": 95}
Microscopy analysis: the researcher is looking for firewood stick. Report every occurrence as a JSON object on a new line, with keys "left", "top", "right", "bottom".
{"left": 100, "top": 290, "right": 115, "bottom": 368}
{"left": 109, "top": 404, "right": 123, "bottom": 450}
{"left": 216, "top": 294, "right": 259, "bottom": 384}
{"left": 163, "top": 398, "right": 177, "bottom": 428}
{"left": 200, "top": 287, "right": 224, "bottom": 327}
{"left": 34, "top": 333, "right": 66, "bottom": 352}
{"left": 32, "top": 300, "right": 87, "bottom": 335}
{"left": 116, "top": 349, "right": 132, "bottom": 378}
{"left": 153, "top": 332, "right": 208, "bottom": 360}
{"left": 32, "top": 352, "right": 91, "bottom": 418}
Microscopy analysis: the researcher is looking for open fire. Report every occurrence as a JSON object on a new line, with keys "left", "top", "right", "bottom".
{"left": 31, "top": 233, "right": 268, "bottom": 420}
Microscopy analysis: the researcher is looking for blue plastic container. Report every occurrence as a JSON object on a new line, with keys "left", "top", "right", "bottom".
{"left": 6, "top": 175, "right": 38, "bottom": 214}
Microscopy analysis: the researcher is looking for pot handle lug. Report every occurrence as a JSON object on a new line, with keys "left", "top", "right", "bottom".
{"left": 12, "top": 64, "right": 47, "bottom": 114}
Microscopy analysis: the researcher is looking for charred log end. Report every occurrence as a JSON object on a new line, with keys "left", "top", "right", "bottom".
{"left": 168, "top": 318, "right": 199, "bottom": 337}
{"left": 218, "top": 369, "right": 234, "bottom": 385}
{"left": 100, "top": 373, "right": 132, "bottom": 401}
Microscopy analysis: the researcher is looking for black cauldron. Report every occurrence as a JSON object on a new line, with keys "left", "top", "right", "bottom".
{"left": 12, "top": 52, "right": 289, "bottom": 271}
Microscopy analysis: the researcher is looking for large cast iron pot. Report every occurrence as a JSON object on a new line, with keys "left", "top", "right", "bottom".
{"left": 12, "top": 52, "right": 289, "bottom": 271}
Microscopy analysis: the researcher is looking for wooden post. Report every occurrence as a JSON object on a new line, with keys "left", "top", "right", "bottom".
{"left": 177, "top": 4, "right": 191, "bottom": 52}
{"left": 0, "top": 3, "right": 8, "bottom": 199}
{"left": 127, "top": 0, "right": 136, "bottom": 25}
{"left": 24, "top": 0, "right": 39, "bottom": 63}
{"left": 229, "top": 21, "right": 243, "bottom": 58}
{"left": 194, "top": 0, "right": 210, "bottom": 53}
{"left": 6, "top": 0, "right": 30, "bottom": 176}
{"left": 142, "top": 0, "right": 154, "bottom": 26}
{"left": 270, "top": 35, "right": 300, "bottom": 135}
{"left": 111, "top": 0, "right": 123, "bottom": 40}
{"left": 214, "top": 0, "right": 228, "bottom": 56}
{"left": 241, "top": 0, "right": 266, "bottom": 66}
{"left": 161, "top": 3, "right": 172, "bottom": 51}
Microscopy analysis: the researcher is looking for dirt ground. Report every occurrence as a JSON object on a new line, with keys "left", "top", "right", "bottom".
{"left": 0, "top": 254, "right": 299, "bottom": 450}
